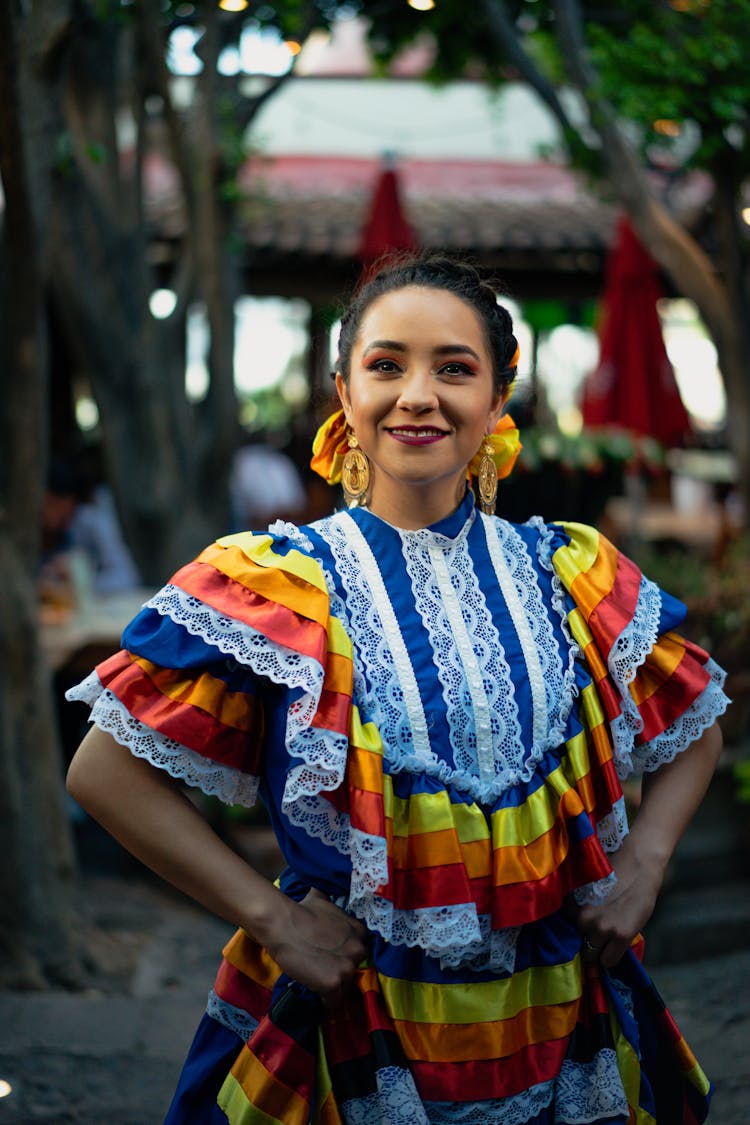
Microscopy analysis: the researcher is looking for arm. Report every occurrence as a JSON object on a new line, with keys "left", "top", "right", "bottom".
{"left": 575, "top": 720, "right": 723, "bottom": 967}
{"left": 67, "top": 726, "right": 368, "bottom": 1004}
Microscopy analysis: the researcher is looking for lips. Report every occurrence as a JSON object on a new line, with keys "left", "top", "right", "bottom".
{"left": 386, "top": 426, "right": 449, "bottom": 446}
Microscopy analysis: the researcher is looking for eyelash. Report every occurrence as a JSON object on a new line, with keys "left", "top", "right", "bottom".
{"left": 367, "top": 359, "right": 475, "bottom": 377}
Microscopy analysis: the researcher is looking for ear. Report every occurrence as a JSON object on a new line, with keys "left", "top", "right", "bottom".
{"left": 486, "top": 387, "right": 508, "bottom": 433}
{"left": 335, "top": 372, "right": 353, "bottom": 424}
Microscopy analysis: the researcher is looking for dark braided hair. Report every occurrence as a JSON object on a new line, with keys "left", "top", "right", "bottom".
{"left": 336, "top": 253, "right": 519, "bottom": 395}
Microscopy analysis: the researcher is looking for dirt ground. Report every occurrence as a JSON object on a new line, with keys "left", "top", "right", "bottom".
{"left": 0, "top": 823, "right": 748, "bottom": 1124}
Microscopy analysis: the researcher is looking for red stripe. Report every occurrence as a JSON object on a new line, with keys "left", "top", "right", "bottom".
{"left": 492, "top": 835, "right": 611, "bottom": 927}
{"left": 100, "top": 657, "right": 262, "bottom": 772}
{"left": 348, "top": 788, "right": 386, "bottom": 836}
{"left": 214, "top": 960, "right": 273, "bottom": 1021}
{"left": 251, "top": 1016, "right": 316, "bottom": 1102}
{"left": 587, "top": 552, "right": 642, "bottom": 659}
{"left": 311, "top": 687, "right": 351, "bottom": 737}
{"left": 637, "top": 648, "right": 710, "bottom": 742}
{"left": 176, "top": 561, "right": 328, "bottom": 664}
{"left": 390, "top": 863, "right": 477, "bottom": 910}
{"left": 412, "top": 1036, "right": 568, "bottom": 1100}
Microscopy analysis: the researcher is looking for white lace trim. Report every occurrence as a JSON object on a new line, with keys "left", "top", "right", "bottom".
{"left": 573, "top": 870, "right": 618, "bottom": 907}
{"left": 146, "top": 584, "right": 321, "bottom": 696}
{"left": 333, "top": 513, "right": 434, "bottom": 762}
{"left": 66, "top": 675, "right": 260, "bottom": 806}
{"left": 483, "top": 515, "right": 549, "bottom": 747}
{"left": 596, "top": 794, "right": 629, "bottom": 854}
{"left": 346, "top": 819, "right": 520, "bottom": 970}
{"left": 268, "top": 519, "right": 315, "bottom": 553}
{"left": 147, "top": 580, "right": 351, "bottom": 820}
{"left": 429, "top": 542, "right": 497, "bottom": 786}
{"left": 425, "top": 1079, "right": 554, "bottom": 1124}
{"left": 342, "top": 1065, "right": 430, "bottom": 1125}
{"left": 627, "top": 657, "right": 729, "bottom": 779}
{"left": 206, "top": 989, "right": 259, "bottom": 1041}
{"left": 554, "top": 1047, "right": 629, "bottom": 1123}
{"left": 400, "top": 528, "right": 523, "bottom": 790}
{"left": 313, "top": 513, "right": 438, "bottom": 769}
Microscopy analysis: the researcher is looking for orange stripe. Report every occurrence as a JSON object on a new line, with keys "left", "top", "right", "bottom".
{"left": 493, "top": 805, "right": 578, "bottom": 886}
{"left": 346, "top": 745, "right": 385, "bottom": 794}
{"left": 568, "top": 534, "right": 619, "bottom": 617}
{"left": 202, "top": 542, "right": 330, "bottom": 625}
{"left": 222, "top": 929, "right": 281, "bottom": 989}
{"left": 629, "top": 631, "right": 686, "bottom": 705}
{"left": 391, "top": 829, "right": 491, "bottom": 880}
{"left": 323, "top": 649, "right": 353, "bottom": 695}
{"left": 395, "top": 998, "right": 579, "bottom": 1062}
{"left": 231, "top": 1047, "right": 310, "bottom": 1125}
{"left": 131, "top": 656, "right": 257, "bottom": 731}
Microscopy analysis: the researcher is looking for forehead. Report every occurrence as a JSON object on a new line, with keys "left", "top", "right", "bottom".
{"left": 356, "top": 286, "right": 487, "bottom": 349}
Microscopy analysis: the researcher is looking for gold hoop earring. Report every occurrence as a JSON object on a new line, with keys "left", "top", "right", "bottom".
{"left": 477, "top": 436, "right": 498, "bottom": 516}
{"left": 341, "top": 431, "right": 370, "bottom": 507}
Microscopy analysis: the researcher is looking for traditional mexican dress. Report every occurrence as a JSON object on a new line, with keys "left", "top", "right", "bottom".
{"left": 68, "top": 491, "right": 729, "bottom": 1124}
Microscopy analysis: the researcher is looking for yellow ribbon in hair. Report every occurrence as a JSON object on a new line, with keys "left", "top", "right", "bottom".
{"left": 311, "top": 408, "right": 522, "bottom": 487}
{"left": 310, "top": 408, "right": 350, "bottom": 486}
{"left": 467, "top": 413, "right": 522, "bottom": 483}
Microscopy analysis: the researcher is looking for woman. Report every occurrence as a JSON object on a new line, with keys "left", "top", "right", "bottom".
{"left": 67, "top": 255, "right": 728, "bottom": 1124}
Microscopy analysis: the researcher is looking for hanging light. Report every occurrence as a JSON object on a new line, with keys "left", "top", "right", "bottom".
{"left": 219, "top": 0, "right": 248, "bottom": 11}
{"left": 407, "top": 0, "right": 436, "bottom": 10}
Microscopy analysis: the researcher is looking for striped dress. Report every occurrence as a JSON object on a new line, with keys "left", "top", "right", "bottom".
{"left": 69, "top": 490, "right": 728, "bottom": 1124}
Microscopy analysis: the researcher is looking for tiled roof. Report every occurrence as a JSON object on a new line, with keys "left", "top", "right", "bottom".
{"left": 238, "top": 155, "right": 617, "bottom": 260}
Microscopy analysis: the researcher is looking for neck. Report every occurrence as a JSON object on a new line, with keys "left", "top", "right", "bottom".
{"left": 363, "top": 473, "right": 468, "bottom": 530}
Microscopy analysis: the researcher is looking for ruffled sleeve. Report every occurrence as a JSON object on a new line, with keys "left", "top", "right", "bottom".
{"left": 548, "top": 521, "right": 729, "bottom": 779}
{"left": 66, "top": 530, "right": 353, "bottom": 810}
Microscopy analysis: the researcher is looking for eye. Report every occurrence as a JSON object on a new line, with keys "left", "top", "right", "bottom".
{"left": 439, "top": 361, "right": 475, "bottom": 377}
{"left": 368, "top": 358, "right": 402, "bottom": 374}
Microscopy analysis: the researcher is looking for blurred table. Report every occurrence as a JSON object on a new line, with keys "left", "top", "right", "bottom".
{"left": 40, "top": 588, "right": 155, "bottom": 673}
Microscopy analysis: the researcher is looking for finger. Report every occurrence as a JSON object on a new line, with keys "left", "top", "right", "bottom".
{"left": 581, "top": 935, "right": 604, "bottom": 962}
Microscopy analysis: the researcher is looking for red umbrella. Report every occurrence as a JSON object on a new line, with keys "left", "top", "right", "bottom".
{"left": 582, "top": 216, "right": 690, "bottom": 447}
{"left": 357, "top": 158, "right": 419, "bottom": 272}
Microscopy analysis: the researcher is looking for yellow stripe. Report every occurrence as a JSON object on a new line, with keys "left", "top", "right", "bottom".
{"left": 684, "top": 1060, "right": 711, "bottom": 1098}
{"left": 552, "top": 521, "right": 600, "bottom": 587}
{"left": 327, "top": 614, "right": 352, "bottom": 659}
{"left": 218, "top": 1071, "right": 284, "bottom": 1125}
{"left": 349, "top": 706, "right": 383, "bottom": 756}
{"left": 566, "top": 606, "right": 595, "bottom": 651}
{"left": 312, "top": 1028, "right": 344, "bottom": 1125}
{"left": 388, "top": 758, "right": 592, "bottom": 851}
{"left": 218, "top": 533, "right": 329, "bottom": 594}
{"left": 490, "top": 762, "right": 576, "bottom": 848}
{"left": 377, "top": 957, "right": 582, "bottom": 1024}
{"left": 608, "top": 1004, "right": 657, "bottom": 1125}
{"left": 390, "top": 790, "right": 489, "bottom": 842}
{"left": 578, "top": 681, "right": 607, "bottom": 731}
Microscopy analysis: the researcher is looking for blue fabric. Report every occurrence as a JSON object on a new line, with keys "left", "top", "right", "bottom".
{"left": 163, "top": 1014, "right": 238, "bottom": 1124}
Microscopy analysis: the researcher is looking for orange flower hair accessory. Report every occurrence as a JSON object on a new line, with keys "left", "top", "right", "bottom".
{"left": 467, "top": 414, "right": 522, "bottom": 483}
{"left": 310, "top": 408, "right": 350, "bottom": 485}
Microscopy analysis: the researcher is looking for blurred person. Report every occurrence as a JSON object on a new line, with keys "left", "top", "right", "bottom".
{"left": 66, "top": 255, "right": 727, "bottom": 1124}
{"left": 230, "top": 432, "right": 307, "bottom": 530}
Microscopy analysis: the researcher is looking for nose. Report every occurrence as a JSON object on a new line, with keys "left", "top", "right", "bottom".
{"left": 396, "top": 368, "right": 439, "bottom": 414}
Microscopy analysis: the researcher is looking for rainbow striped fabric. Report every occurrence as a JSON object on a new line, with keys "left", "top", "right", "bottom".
{"left": 69, "top": 495, "right": 727, "bottom": 1124}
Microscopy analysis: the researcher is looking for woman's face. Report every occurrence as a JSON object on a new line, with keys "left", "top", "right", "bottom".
{"left": 336, "top": 285, "right": 505, "bottom": 527}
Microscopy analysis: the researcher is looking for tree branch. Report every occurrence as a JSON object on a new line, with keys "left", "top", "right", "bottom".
{"left": 552, "top": 0, "right": 737, "bottom": 355}
{"left": 478, "top": 0, "right": 579, "bottom": 142}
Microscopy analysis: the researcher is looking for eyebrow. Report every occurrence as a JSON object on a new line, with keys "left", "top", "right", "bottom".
{"left": 363, "top": 340, "right": 481, "bottom": 361}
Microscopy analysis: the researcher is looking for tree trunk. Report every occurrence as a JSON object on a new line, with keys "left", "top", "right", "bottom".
{"left": 0, "top": 0, "right": 80, "bottom": 988}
